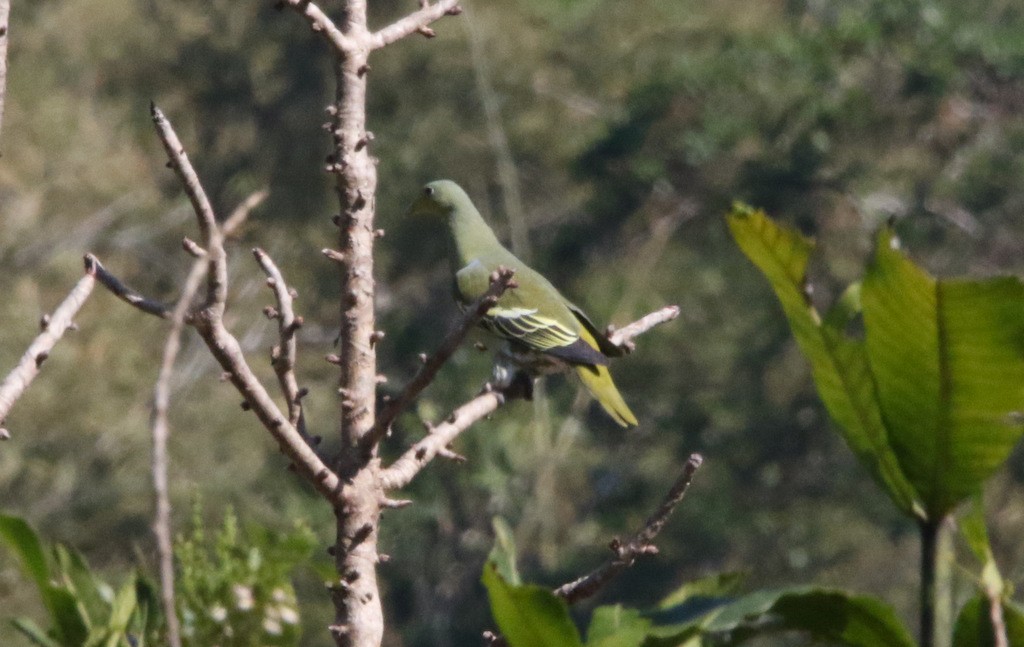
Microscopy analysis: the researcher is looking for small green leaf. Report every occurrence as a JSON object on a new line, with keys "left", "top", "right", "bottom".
{"left": 489, "top": 517, "right": 521, "bottom": 586}
{"left": 960, "top": 496, "right": 1005, "bottom": 596}
{"left": 107, "top": 576, "right": 138, "bottom": 633}
{"left": 953, "top": 595, "right": 1024, "bottom": 647}
{"left": 55, "top": 544, "right": 106, "bottom": 628}
{"left": 704, "top": 586, "right": 916, "bottom": 647}
{"left": 0, "top": 513, "right": 51, "bottom": 590}
{"left": 657, "top": 572, "right": 745, "bottom": 609}
{"left": 11, "top": 617, "right": 62, "bottom": 647}
{"left": 585, "top": 605, "right": 650, "bottom": 647}
{"left": 482, "top": 562, "right": 583, "bottom": 647}
{"left": 40, "top": 584, "right": 90, "bottom": 646}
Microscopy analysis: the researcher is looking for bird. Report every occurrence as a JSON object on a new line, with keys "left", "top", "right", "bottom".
{"left": 407, "top": 179, "right": 638, "bottom": 427}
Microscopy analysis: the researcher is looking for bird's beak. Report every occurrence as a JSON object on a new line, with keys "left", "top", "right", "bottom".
{"left": 406, "top": 193, "right": 441, "bottom": 218}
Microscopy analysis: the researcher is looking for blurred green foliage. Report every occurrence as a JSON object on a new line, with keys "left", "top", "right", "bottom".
{"left": 175, "top": 502, "right": 316, "bottom": 647}
{"left": 2, "top": 0, "right": 1024, "bottom": 645}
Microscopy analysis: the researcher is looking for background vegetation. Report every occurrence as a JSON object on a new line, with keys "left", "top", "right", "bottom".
{"left": 2, "top": 0, "right": 1024, "bottom": 645}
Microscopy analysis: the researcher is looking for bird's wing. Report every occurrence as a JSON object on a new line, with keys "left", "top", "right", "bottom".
{"left": 565, "top": 301, "right": 626, "bottom": 358}
{"left": 456, "top": 260, "right": 608, "bottom": 366}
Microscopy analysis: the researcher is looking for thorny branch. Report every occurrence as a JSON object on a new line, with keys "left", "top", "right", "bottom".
{"left": 378, "top": 304, "right": 680, "bottom": 491}
{"left": 553, "top": 453, "right": 704, "bottom": 604}
{"left": 0, "top": 269, "right": 95, "bottom": 440}
{"left": 366, "top": 0, "right": 463, "bottom": 50}
{"left": 280, "top": 0, "right": 353, "bottom": 54}
{"left": 254, "top": 246, "right": 312, "bottom": 442}
{"left": 90, "top": 107, "right": 342, "bottom": 503}
{"left": 369, "top": 267, "right": 517, "bottom": 450}
{"left": 608, "top": 305, "right": 681, "bottom": 353}
{"left": 150, "top": 191, "right": 264, "bottom": 647}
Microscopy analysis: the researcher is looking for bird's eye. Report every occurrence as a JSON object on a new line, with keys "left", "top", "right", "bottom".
{"left": 424, "top": 186, "right": 435, "bottom": 197}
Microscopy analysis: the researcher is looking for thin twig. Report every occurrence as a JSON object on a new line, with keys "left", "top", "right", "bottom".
{"left": 253, "top": 247, "right": 310, "bottom": 440}
{"left": 989, "top": 592, "right": 1008, "bottom": 647}
{"left": 366, "top": 0, "right": 462, "bottom": 50}
{"left": 0, "top": 270, "right": 95, "bottom": 440}
{"left": 368, "top": 267, "right": 516, "bottom": 450}
{"left": 0, "top": 0, "right": 9, "bottom": 147}
{"left": 150, "top": 263, "right": 203, "bottom": 647}
{"left": 85, "top": 254, "right": 173, "bottom": 319}
{"left": 281, "top": 0, "right": 354, "bottom": 54}
{"left": 553, "top": 453, "right": 703, "bottom": 604}
{"left": 149, "top": 191, "right": 264, "bottom": 647}
{"left": 378, "top": 305, "right": 680, "bottom": 491}
{"left": 608, "top": 305, "right": 680, "bottom": 352}
{"left": 378, "top": 388, "right": 505, "bottom": 490}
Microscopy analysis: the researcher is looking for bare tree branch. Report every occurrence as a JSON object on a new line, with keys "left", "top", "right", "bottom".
{"left": 150, "top": 104, "right": 226, "bottom": 310}
{"left": 608, "top": 305, "right": 680, "bottom": 352}
{"left": 553, "top": 453, "right": 703, "bottom": 604}
{"left": 281, "top": 0, "right": 354, "bottom": 54}
{"left": 379, "top": 305, "right": 680, "bottom": 491}
{"left": 368, "top": 267, "right": 516, "bottom": 450}
{"left": 378, "top": 388, "right": 505, "bottom": 490}
{"left": 84, "top": 254, "right": 173, "bottom": 319}
{"left": 0, "top": 270, "right": 95, "bottom": 440}
{"left": 0, "top": 0, "right": 9, "bottom": 146}
{"left": 366, "top": 0, "right": 462, "bottom": 50}
{"left": 150, "top": 191, "right": 264, "bottom": 647}
{"left": 90, "top": 250, "right": 343, "bottom": 501}
{"left": 253, "top": 247, "right": 311, "bottom": 440}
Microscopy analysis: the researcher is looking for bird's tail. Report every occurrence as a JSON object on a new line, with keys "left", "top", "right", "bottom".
{"left": 575, "top": 364, "right": 638, "bottom": 427}
{"left": 574, "top": 327, "right": 638, "bottom": 427}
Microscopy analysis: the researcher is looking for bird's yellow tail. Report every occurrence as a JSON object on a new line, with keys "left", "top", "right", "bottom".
{"left": 575, "top": 363, "right": 637, "bottom": 427}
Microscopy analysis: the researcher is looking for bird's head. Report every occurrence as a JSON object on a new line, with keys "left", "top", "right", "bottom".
{"left": 407, "top": 179, "right": 469, "bottom": 219}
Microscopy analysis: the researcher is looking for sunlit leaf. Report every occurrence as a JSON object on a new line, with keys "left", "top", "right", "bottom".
{"left": 585, "top": 605, "right": 650, "bottom": 647}
{"left": 726, "top": 205, "right": 922, "bottom": 517}
{"left": 482, "top": 562, "right": 583, "bottom": 647}
{"left": 705, "top": 586, "right": 916, "bottom": 647}
{"left": 863, "top": 228, "right": 1024, "bottom": 517}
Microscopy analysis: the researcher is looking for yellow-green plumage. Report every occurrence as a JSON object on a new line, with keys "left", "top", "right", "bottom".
{"left": 408, "top": 179, "right": 638, "bottom": 428}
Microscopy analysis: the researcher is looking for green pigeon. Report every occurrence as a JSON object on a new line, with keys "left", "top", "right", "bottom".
{"left": 408, "top": 179, "right": 638, "bottom": 427}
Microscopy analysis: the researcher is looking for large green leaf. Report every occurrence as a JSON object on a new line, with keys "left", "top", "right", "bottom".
{"left": 585, "top": 605, "right": 651, "bottom": 647}
{"left": 862, "top": 228, "right": 1024, "bottom": 517}
{"left": 482, "top": 562, "right": 583, "bottom": 647}
{"left": 726, "top": 205, "right": 922, "bottom": 517}
{"left": 705, "top": 586, "right": 917, "bottom": 647}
